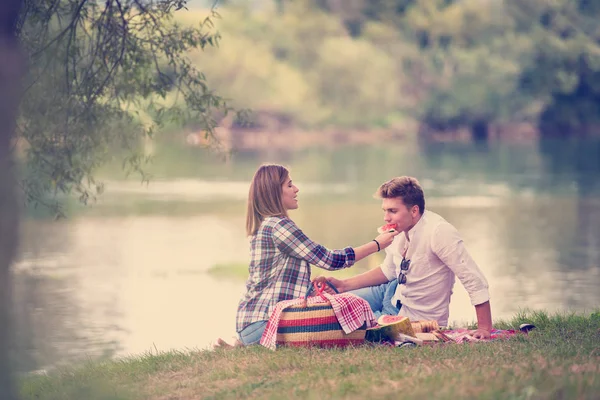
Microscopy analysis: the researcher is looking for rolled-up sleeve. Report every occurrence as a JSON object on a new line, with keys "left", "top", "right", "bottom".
{"left": 431, "top": 224, "right": 490, "bottom": 306}
{"left": 272, "top": 218, "right": 355, "bottom": 270}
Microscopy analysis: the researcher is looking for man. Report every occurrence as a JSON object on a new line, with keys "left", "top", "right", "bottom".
{"left": 326, "top": 176, "right": 493, "bottom": 339}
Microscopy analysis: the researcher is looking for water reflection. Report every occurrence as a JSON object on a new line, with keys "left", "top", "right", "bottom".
{"left": 13, "top": 221, "right": 122, "bottom": 373}
{"left": 14, "top": 216, "right": 248, "bottom": 373}
{"left": 13, "top": 139, "right": 600, "bottom": 373}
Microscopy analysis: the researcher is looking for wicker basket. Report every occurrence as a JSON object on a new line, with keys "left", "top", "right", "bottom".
{"left": 275, "top": 282, "right": 367, "bottom": 348}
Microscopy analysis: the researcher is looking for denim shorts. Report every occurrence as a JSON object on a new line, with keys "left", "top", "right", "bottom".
{"left": 239, "top": 320, "right": 268, "bottom": 345}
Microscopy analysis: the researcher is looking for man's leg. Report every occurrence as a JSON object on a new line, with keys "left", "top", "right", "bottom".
{"left": 350, "top": 279, "right": 399, "bottom": 318}
{"left": 381, "top": 279, "right": 401, "bottom": 316}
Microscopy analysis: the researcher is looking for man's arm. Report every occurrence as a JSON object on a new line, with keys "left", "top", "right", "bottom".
{"left": 321, "top": 267, "right": 390, "bottom": 293}
{"left": 431, "top": 223, "right": 493, "bottom": 338}
{"left": 315, "top": 242, "right": 397, "bottom": 293}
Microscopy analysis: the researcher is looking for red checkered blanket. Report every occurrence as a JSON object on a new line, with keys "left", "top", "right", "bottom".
{"left": 442, "top": 328, "right": 520, "bottom": 343}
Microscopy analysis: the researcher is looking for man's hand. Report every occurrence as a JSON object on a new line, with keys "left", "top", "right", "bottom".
{"left": 311, "top": 276, "right": 331, "bottom": 294}
{"left": 311, "top": 276, "right": 348, "bottom": 294}
{"left": 470, "top": 328, "right": 491, "bottom": 340}
{"left": 474, "top": 301, "right": 493, "bottom": 340}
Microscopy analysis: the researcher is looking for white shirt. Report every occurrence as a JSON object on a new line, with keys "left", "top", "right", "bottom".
{"left": 381, "top": 210, "right": 490, "bottom": 327}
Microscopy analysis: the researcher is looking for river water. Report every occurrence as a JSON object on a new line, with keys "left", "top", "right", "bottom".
{"left": 12, "top": 137, "right": 600, "bottom": 372}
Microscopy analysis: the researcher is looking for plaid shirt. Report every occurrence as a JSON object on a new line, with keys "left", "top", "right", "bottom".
{"left": 236, "top": 216, "right": 356, "bottom": 333}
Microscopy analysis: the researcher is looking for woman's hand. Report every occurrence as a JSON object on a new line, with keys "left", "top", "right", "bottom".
{"left": 374, "top": 229, "right": 400, "bottom": 251}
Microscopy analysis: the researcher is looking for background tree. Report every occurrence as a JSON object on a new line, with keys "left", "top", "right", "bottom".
{"left": 164, "top": 0, "right": 600, "bottom": 141}
{"left": 2, "top": 0, "right": 235, "bottom": 396}
{"left": 507, "top": 0, "right": 600, "bottom": 136}
{"left": 298, "top": 0, "right": 539, "bottom": 139}
{"left": 1, "top": 1, "right": 24, "bottom": 398}
{"left": 15, "top": 0, "right": 238, "bottom": 216}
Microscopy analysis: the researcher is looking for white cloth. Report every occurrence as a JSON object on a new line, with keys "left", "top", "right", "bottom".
{"left": 380, "top": 210, "right": 490, "bottom": 326}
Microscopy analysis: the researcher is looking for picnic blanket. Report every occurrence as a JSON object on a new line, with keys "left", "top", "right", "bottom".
{"left": 385, "top": 328, "right": 523, "bottom": 347}
{"left": 441, "top": 328, "right": 520, "bottom": 344}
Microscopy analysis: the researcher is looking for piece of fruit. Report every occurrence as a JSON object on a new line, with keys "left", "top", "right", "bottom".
{"left": 377, "top": 223, "right": 398, "bottom": 234}
{"left": 378, "top": 315, "right": 415, "bottom": 336}
{"left": 366, "top": 315, "right": 415, "bottom": 342}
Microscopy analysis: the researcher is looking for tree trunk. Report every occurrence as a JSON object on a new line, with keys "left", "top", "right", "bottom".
{"left": 0, "top": 1, "right": 24, "bottom": 399}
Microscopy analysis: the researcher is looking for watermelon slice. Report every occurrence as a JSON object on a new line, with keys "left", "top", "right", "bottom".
{"left": 378, "top": 315, "right": 406, "bottom": 326}
{"left": 377, "top": 223, "right": 398, "bottom": 234}
{"left": 366, "top": 315, "right": 415, "bottom": 342}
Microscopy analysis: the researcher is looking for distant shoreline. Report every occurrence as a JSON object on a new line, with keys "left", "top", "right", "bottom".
{"left": 185, "top": 119, "right": 539, "bottom": 152}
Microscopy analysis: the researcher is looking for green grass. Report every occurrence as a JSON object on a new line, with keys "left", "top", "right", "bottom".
{"left": 19, "top": 310, "right": 600, "bottom": 400}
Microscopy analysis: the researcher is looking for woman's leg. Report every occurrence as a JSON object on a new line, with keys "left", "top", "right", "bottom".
{"left": 239, "top": 320, "right": 268, "bottom": 345}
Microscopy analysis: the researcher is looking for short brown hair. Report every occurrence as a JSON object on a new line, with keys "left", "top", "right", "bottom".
{"left": 246, "top": 163, "right": 290, "bottom": 236}
{"left": 375, "top": 176, "right": 425, "bottom": 214}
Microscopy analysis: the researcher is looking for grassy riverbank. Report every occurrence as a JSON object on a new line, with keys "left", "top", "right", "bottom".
{"left": 20, "top": 310, "right": 600, "bottom": 400}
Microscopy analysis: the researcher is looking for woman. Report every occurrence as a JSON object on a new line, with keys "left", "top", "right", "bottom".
{"left": 232, "top": 163, "right": 399, "bottom": 346}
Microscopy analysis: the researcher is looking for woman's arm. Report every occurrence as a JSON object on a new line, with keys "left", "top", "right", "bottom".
{"left": 272, "top": 218, "right": 398, "bottom": 271}
{"left": 353, "top": 229, "right": 399, "bottom": 262}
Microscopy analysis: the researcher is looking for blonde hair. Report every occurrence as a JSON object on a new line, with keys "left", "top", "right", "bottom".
{"left": 375, "top": 176, "right": 425, "bottom": 214}
{"left": 246, "top": 163, "right": 290, "bottom": 236}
